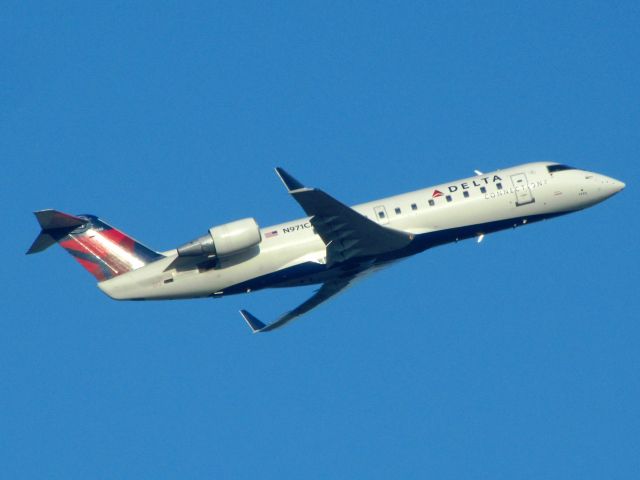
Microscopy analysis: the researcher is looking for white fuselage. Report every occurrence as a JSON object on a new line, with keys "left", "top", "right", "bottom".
{"left": 98, "top": 162, "right": 624, "bottom": 301}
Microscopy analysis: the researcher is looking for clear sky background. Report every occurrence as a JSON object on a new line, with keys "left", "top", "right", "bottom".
{"left": 2, "top": 1, "right": 639, "bottom": 478}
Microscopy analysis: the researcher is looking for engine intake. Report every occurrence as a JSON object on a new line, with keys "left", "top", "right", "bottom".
{"left": 177, "top": 218, "right": 262, "bottom": 258}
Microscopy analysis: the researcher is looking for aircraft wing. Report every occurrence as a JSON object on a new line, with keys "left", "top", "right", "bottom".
{"left": 240, "top": 276, "right": 355, "bottom": 333}
{"left": 275, "top": 168, "right": 413, "bottom": 265}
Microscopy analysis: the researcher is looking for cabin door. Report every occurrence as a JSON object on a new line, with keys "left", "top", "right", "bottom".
{"left": 510, "top": 173, "right": 535, "bottom": 206}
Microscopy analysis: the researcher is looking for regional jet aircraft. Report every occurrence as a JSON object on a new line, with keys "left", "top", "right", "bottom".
{"left": 27, "top": 163, "right": 625, "bottom": 332}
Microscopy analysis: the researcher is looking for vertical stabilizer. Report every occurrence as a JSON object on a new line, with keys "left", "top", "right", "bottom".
{"left": 27, "top": 209, "right": 162, "bottom": 281}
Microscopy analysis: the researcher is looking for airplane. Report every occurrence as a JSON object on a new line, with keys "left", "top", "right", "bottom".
{"left": 27, "top": 162, "right": 625, "bottom": 333}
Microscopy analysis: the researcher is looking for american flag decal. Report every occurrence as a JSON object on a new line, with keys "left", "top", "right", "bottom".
{"left": 265, "top": 230, "right": 278, "bottom": 238}
{"left": 432, "top": 189, "right": 443, "bottom": 198}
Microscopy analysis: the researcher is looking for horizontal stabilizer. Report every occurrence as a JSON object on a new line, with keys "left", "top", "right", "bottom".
{"left": 27, "top": 232, "right": 60, "bottom": 254}
{"left": 27, "top": 210, "right": 89, "bottom": 254}
{"left": 34, "top": 210, "right": 87, "bottom": 230}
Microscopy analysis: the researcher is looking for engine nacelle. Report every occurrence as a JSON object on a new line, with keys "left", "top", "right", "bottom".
{"left": 177, "top": 218, "right": 262, "bottom": 258}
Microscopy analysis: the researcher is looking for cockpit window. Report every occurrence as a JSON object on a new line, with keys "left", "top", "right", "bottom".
{"left": 547, "top": 164, "right": 575, "bottom": 173}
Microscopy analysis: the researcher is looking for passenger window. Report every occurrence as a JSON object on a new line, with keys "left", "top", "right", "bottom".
{"left": 463, "top": 191, "right": 469, "bottom": 198}
{"left": 496, "top": 183, "right": 503, "bottom": 190}
{"left": 480, "top": 186, "right": 486, "bottom": 194}
{"left": 378, "top": 211, "right": 385, "bottom": 219}
{"left": 446, "top": 195, "right": 452, "bottom": 202}
{"left": 411, "top": 203, "right": 417, "bottom": 211}
{"left": 395, "top": 207, "right": 401, "bottom": 214}
{"left": 428, "top": 199, "right": 435, "bottom": 206}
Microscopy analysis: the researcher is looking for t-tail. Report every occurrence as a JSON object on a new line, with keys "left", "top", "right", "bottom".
{"left": 27, "top": 209, "right": 162, "bottom": 281}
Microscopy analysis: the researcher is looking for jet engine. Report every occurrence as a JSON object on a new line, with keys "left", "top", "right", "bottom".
{"left": 177, "top": 218, "right": 262, "bottom": 258}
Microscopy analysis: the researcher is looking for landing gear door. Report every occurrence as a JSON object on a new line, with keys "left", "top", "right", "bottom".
{"left": 511, "top": 173, "right": 535, "bottom": 206}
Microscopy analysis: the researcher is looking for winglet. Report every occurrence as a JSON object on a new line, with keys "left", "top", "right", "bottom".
{"left": 275, "top": 167, "right": 305, "bottom": 192}
{"left": 240, "top": 309, "right": 268, "bottom": 333}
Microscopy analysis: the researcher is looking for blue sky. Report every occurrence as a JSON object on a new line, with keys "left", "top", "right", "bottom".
{"left": 2, "top": 1, "right": 639, "bottom": 478}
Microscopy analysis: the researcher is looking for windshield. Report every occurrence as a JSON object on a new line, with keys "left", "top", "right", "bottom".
{"left": 547, "top": 164, "right": 575, "bottom": 173}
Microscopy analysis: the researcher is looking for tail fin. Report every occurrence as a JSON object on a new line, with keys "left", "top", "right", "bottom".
{"left": 27, "top": 209, "right": 162, "bottom": 281}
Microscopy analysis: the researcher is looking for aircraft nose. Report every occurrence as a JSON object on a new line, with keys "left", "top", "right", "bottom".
{"left": 599, "top": 175, "right": 625, "bottom": 197}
